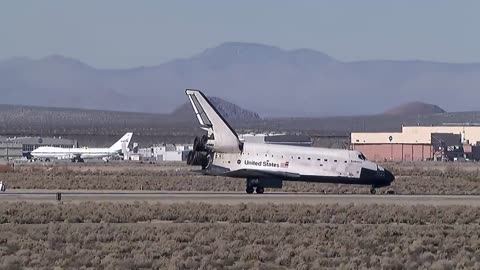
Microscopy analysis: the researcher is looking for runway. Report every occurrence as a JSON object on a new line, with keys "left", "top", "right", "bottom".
{"left": 1, "top": 189, "right": 480, "bottom": 206}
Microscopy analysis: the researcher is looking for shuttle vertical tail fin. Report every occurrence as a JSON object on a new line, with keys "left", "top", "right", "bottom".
{"left": 110, "top": 132, "right": 133, "bottom": 151}
{"left": 185, "top": 89, "right": 242, "bottom": 153}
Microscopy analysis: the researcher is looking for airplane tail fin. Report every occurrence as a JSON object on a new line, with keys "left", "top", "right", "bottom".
{"left": 110, "top": 132, "right": 133, "bottom": 151}
{"left": 185, "top": 89, "right": 242, "bottom": 153}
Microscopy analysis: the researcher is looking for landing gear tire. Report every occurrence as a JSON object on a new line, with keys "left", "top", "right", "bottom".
{"left": 72, "top": 158, "right": 85, "bottom": 163}
{"left": 386, "top": 189, "right": 395, "bottom": 195}
{"left": 246, "top": 178, "right": 267, "bottom": 194}
{"left": 370, "top": 188, "right": 377, "bottom": 195}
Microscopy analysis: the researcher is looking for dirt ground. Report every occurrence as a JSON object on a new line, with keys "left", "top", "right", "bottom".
{"left": 2, "top": 202, "right": 480, "bottom": 269}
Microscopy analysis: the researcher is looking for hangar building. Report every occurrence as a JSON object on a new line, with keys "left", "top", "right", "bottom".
{"left": 351, "top": 125, "right": 480, "bottom": 161}
{"left": 134, "top": 144, "right": 193, "bottom": 162}
{"left": 0, "top": 136, "right": 77, "bottom": 159}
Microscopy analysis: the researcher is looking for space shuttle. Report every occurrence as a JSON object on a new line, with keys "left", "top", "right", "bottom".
{"left": 185, "top": 89, "right": 394, "bottom": 194}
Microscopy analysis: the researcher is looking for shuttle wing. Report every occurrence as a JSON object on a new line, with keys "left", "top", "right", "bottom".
{"left": 222, "top": 169, "right": 300, "bottom": 179}
{"left": 185, "top": 89, "right": 242, "bottom": 153}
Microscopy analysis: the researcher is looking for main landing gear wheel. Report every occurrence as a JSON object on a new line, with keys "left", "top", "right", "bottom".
{"left": 386, "top": 189, "right": 396, "bottom": 195}
{"left": 370, "top": 188, "right": 377, "bottom": 195}
{"left": 72, "top": 157, "right": 85, "bottom": 163}
{"left": 246, "top": 178, "right": 267, "bottom": 194}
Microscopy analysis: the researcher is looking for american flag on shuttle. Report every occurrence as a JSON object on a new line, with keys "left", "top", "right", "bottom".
{"left": 280, "top": 161, "right": 289, "bottom": 168}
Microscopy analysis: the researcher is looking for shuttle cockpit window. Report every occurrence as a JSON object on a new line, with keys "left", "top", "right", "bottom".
{"left": 358, "top": 153, "right": 366, "bottom": 161}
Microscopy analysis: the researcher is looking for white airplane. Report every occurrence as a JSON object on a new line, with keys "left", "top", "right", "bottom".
{"left": 185, "top": 89, "right": 395, "bottom": 194}
{"left": 31, "top": 132, "right": 133, "bottom": 163}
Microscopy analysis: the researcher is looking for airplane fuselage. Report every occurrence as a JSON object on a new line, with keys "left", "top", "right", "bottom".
{"left": 31, "top": 147, "right": 119, "bottom": 160}
{"left": 30, "top": 132, "right": 133, "bottom": 162}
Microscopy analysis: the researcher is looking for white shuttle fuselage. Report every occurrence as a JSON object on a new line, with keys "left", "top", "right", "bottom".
{"left": 185, "top": 89, "right": 394, "bottom": 194}
{"left": 211, "top": 143, "right": 388, "bottom": 185}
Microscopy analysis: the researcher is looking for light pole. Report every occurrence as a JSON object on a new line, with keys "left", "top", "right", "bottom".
{"left": 6, "top": 138, "right": 9, "bottom": 162}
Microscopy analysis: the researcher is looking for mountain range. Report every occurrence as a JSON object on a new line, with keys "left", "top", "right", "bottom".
{"left": 172, "top": 96, "right": 260, "bottom": 121}
{"left": 383, "top": 102, "right": 446, "bottom": 116}
{"left": 2, "top": 42, "right": 480, "bottom": 116}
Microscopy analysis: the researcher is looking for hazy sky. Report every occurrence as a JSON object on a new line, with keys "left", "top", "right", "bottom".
{"left": 1, "top": 1, "right": 479, "bottom": 68}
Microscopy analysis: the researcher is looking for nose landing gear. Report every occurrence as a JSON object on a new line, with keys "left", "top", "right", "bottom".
{"left": 370, "top": 185, "right": 395, "bottom": 195}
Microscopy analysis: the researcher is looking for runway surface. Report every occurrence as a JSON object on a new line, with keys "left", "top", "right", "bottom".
{"left": 1, "top": 189, "right": 480, "bottom": 206}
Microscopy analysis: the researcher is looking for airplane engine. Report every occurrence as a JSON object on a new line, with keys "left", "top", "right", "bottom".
{"left": 187, "top": 135, "right": 213, "bottom": 169}
{"left": 193, "top": 135, "right": 208, "bottom": 152}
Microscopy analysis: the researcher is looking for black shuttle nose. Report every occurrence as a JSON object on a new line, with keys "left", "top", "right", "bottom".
{"left": 384, "top": 169, "right": 395, "bottom": 183}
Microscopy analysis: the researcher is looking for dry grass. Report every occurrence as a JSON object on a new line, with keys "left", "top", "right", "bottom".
{"left": 2, "top": 202, "right": 480, "bottom": 225}
{"left": 3, "top": 162, "right": 480, "bottom": 194}
{"left": 3, "top": 223, "right": 479, "bottom": 269}
{"left": 1, "top": 202, "right": 480, "bottom": 269}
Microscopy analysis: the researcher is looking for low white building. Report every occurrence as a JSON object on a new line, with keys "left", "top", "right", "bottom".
{"left": 137, "top": 144, "right": 193, "bottom": 161}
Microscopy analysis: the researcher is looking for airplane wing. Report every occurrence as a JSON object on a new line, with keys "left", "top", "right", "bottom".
{"left": 58, "top": 153, "right": 78, "bottom": 160}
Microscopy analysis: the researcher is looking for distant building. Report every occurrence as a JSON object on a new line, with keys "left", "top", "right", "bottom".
{"left": 351, "top": 125, "right": 480, "bottom": 161}
{"left": 0, "top": 136, "right": 77, "bottom": 159}
{"left": 431, "top": 133, "right": 463, "bottom": 161}
{"left": 463, "top": 145, "right": 480, "bottom": 161}
{"left": 136, "top": 144, "right": 193, "bottom": 161}
{"left": 0, "top": 142, "right": 23, "bottom": 159}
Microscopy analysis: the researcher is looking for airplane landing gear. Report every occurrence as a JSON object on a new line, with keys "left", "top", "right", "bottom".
{"left": 370, "top": 187, "right": 377, "bottom": 195}
{"left": 72, "top": 157, "right": 85, "bottom": 163}
{"left": 386, "top": 189, "right": 395, "bottom": 195}
{"left": 246, "top": 178, "right": 265, "bottom": 194}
